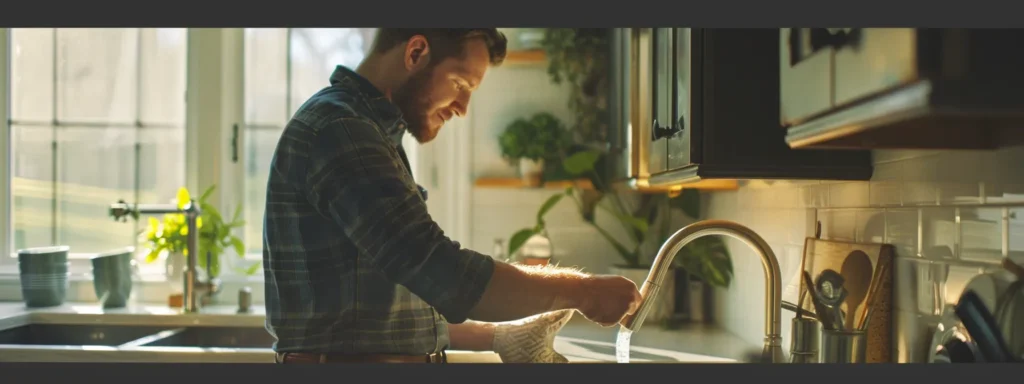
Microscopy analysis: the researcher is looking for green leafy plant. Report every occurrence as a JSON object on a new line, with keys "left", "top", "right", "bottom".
{"left": 139, "top": 185, "right": 259, "bottom": 278}
{"left": 539, "top": 28, "right": 610, "bottom": 145}
{"left": 498, "top": 112, "right": 572, "bottom": 164}
{"left": 507, "top": 150, "right": 734, "bottom": 288}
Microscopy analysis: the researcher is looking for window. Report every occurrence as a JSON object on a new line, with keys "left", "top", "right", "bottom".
{"left": 243, "top": 28, "right": 412, "bottom": 258}
{"left": 6, "top": 28, "right": 187, "bottom": 271}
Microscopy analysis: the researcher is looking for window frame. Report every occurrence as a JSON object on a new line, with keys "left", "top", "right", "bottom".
{"left": 0, "top": 28, "right": 251, "bottom": 282}
{"left": 1, "top": 28, "right": 452, "bottom": 287}
{"left": 239, "top": 28, "right": 392, "bottom": 262}
{"left": 2, "top": 28, "right": 12, "bottom": 273}
{"left": 3, "top": 28, "right": 189, "bottom": 275}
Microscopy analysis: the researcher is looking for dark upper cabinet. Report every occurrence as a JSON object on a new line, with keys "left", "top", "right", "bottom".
{"left": 782, "top": 28, "right": 1024, "bottom": 150}
{"left": 608, "top": 28, "right": 873, "bottom": 190}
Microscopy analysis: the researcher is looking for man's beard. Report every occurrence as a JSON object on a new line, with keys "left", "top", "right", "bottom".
{"left": 392, "top": 67, "right": 439, "bottom": 143}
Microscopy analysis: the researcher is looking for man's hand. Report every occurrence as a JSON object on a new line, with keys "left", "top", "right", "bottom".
{"left": 493, "top": 309, "right": 575, "bottom": 363}
{"left": 574, "top": 275, "right": 643, "bottom": 327}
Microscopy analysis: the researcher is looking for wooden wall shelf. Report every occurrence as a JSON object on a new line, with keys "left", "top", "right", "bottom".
{"left": 474, "top": 177, "right": 739, "bottom": 194}
{"left": 504, "top": 49, "right": 546, "bottom": 65}
{"left": 474, "top": 177, "right": 592, "bottom": 190}
{"left": 633, "top": 178, "right": 740, "bottom": 193}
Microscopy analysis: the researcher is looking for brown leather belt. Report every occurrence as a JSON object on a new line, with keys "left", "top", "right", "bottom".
{"left": 276, "top": 351, "right": 447, "bottom": 364}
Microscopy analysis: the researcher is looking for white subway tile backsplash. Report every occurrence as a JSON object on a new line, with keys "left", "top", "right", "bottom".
{"left": 829, "top": 182, "right": 870, "bottom": 208}
{"left": 995, "top": 149, "right": 1024, "bottom": 195}
{"left": 819, "top": 209, "right": 857, "bottom": 242}
{"left": 698, "top": 146, "right": 1024, "bottom": 361}
{"left": 869, "top": 162, "right": 903, "bottom": 206}
{"left": 773, "top": 187, "right": 803, "bottom": 210}
{"left": 885, "top": 209, "right": 919, "bottom": 257}
{"left": 901, "top": 154, "right": 942, "bottom": 205}
{"left": 801, "top": 183, "right": 830, "bottom": 208}
{"left": 856, "top": 209, "right": 886, "bottom": 244}
{"left": 923, "top": 208, "right": 958, "bottom": 259}
{"left": 958, "top": 208, "right": 1005, "bottom": 264}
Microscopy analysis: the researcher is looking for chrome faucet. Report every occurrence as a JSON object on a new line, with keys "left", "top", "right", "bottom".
{"left": 109, "top": 199, "right": 217, "bottom": 313}
{"left": 619, "top": 219, "right": 785, "bottom": 363}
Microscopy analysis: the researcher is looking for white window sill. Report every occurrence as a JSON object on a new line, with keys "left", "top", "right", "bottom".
{"left": 0, "top": 266, "right": 266, "bottom": 305}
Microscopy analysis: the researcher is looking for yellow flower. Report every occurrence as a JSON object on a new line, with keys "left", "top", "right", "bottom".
{"left": 145, "top": 217, "right": 160, "bottom": 238}
{"left": 176, "top": 187, "right": 191, "bottom": 210}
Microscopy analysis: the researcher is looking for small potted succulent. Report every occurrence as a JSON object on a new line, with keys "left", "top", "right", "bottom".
{"left": 498, "top": 112, "right": 572, "bottom": 187}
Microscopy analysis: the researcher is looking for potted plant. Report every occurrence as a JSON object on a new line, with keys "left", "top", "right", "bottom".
{"left": 498, "top": 112, "right": 572, "bottom": 187}
{"left": 139, "top": 185, "right": 260, "bottom": 290}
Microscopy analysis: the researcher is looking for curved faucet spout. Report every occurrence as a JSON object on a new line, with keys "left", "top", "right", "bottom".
{"left": 619, "top": 219, "right": 785, "bottom": 363}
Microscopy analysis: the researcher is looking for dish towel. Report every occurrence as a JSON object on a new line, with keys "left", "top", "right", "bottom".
{"left": 492, "top": 309, "right": 575, "bottom": 363}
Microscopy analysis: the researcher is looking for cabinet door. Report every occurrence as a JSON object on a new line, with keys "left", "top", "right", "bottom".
{"left": 648, "top": 28, "right": 673, "bottom": 174}
{"left": 667, "top": 28, "right": 696, "bottom": 170}
{"left": 833, "top": 28, "right": 918, "bottom": 108}
{"left": 607, "top": 28, "right": 631, "bottom": 182}
{"left": 780, "top": 28, "right": 834, "bottom": 126}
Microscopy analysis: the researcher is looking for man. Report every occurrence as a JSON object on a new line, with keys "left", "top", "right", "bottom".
{"left": 263, "top": 28, "right": 642, "bottom": 364}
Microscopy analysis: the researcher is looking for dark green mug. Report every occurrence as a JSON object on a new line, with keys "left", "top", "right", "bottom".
{"left": 91, "top": 248, "right": 135, "bottom": 308}
{"left": 18, "top": 246, "right": 69, "bottom": 274}
{"left": 18, "top": 246, "right": 71, "bottom": 308}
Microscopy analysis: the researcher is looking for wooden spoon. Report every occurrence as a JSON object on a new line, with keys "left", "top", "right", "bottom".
{"left": 840, "top": 250, "right": 873, "bottom": 331}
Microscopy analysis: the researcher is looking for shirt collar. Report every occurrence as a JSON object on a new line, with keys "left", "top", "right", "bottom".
{"left": 329, "top": 65, "right": 407, "bottom": 141}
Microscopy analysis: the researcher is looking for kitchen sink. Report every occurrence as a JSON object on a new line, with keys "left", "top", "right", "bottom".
{"left": 0, "top": 309, "right": 280, "bottom": 362}
{"left": 0, "top": 323, "right": 174, "bottom": 347}
{"left": 139, "top": 326, "right": 276, "bottom": 349}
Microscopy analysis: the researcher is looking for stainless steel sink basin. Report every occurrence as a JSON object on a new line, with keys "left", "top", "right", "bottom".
{"left": 138, "top": 326, "right": 276, "bottom": 349}
{"left": 0, "top": 323, "right": 174, "bottom": 346}
{"left": 0, "top": 309, "right": 501, "bottom": 363}
{"left": 0, "top": 309, "right": 278, "bottom": 362}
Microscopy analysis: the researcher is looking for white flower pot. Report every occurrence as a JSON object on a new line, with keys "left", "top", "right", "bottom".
{"left": 518, "top": 158, "right": 545, "bottom": 187}
{"left": 608, "top": 265, "right": 675, "bottom": 326}
{"left": 165, "top": 251, "right": 186, "bottom": 294}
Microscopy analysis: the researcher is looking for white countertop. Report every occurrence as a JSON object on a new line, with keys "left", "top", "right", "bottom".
{"left": 0, "top": 302, "right": 757, "bottom": 363}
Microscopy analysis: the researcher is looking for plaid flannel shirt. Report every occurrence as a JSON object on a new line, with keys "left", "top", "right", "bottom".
{"left": 262, "top": 65, "right": 496, "bottom": 354}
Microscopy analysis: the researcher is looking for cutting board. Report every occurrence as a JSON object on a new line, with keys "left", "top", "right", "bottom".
{"left": 799, "top": 238, "right": 895, "bottom": 363}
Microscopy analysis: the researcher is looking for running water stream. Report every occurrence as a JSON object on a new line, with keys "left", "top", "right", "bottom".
{"left": 615, "top": 326, "right": 633, "bottom": 363}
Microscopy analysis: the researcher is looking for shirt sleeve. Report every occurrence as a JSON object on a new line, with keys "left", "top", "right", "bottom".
{"left": 303, "top": 117, "right": 495, "bottom": 324}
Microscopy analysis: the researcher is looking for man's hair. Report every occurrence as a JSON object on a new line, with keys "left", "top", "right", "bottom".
{"left": 370, "top": 29, "right": 508, "bottom": 66}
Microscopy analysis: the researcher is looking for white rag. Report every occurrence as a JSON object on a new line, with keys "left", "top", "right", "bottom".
{"left": 492, "top": 309, "right": 575, "bottom": 363}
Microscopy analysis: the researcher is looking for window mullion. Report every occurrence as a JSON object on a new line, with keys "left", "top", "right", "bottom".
{"left": 134, "top": 28, "right": 143, "bottom": 241}
{"left": 50, "top": 28, "right": 58, "bottom": 247}
{"left": 185, "top": 28, "right": 246, "bottom": 257}
{"left": 285, "top": 28, "right": 292, "bottom": 121}
{"left": 1, "top": 28, "right": 11, "bottom": 260}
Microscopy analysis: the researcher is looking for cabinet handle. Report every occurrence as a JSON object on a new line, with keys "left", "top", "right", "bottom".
{"left": 813, "top": 28, "right": 861, "bottom": 50}
{"left": 651, "top": 119, "right": 680, "bottom": 141}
